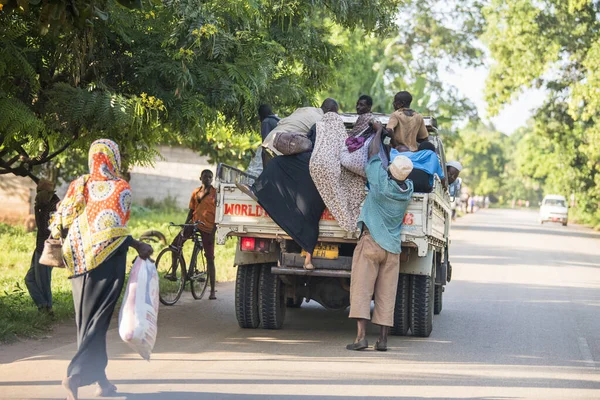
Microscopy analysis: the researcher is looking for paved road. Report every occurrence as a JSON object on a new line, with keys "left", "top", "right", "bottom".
{"left": 1, "top": 209, "right": 600, "bottom": 399}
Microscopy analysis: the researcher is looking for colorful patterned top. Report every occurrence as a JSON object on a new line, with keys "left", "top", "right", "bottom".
{"left": 50, "top": 139, "right": 132, "bottom": 277}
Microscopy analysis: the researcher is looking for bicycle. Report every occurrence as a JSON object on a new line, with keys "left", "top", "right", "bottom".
{"left": 155, "top": 222, "right": 209, "bottom": 305}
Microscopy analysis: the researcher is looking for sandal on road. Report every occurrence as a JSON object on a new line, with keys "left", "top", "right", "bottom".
{"left": 346, "top": 338, "right": 368, "bottom": 351}
{"left": 374, "top": 340, "right": 387, "bottom": 351}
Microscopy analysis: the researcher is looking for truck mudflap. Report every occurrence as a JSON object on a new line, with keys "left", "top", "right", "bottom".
{"left": 400, "top": 249, "right": 434, "bottom": 277}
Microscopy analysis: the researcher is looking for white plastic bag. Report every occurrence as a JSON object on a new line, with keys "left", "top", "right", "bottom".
{"left": 119, "top": 257, "right": 159, "bottom": 360}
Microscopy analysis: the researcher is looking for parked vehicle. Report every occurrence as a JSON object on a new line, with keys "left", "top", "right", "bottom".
{"left": 539, "top": 194, "right": 568, "bottom": 226}
{"left": 215, "top": 114, "right": 452, "bottom": 337}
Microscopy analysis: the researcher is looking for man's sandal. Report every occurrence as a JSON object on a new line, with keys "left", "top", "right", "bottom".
{"left": 374, "top": 340, "right": 387, "bottom": 351}
{"left": 346, "top": 338, "right": 368, "bottom": 351}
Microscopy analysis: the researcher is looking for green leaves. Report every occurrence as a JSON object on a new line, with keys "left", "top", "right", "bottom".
{"left": 484, "top": 0, "right": 600, "bottom": 226}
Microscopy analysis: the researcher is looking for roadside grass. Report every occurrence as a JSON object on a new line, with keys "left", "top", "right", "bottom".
{"left": 0, "top": 207, "right": 238, "bottom": 343}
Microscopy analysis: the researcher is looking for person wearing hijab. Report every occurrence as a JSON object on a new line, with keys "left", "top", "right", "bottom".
{"left": 310, "top": 112, "right": 367, "bottom": 235}
{"left": 25, "top": 179, "right": 60, "bottom": 315}
{"left": 49, "top": 139, "right": 153, "bottom": 400}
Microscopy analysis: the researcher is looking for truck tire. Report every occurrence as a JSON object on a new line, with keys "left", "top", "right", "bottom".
{"left": 259, "top": 264, "right": 286, "bottom": 329}
{"left": 434, "top": 285, "right": 443, "bottom": 315}
{"left": 235, "top": 264, "right": 261, "bottom": 329}
{"left": 391, "top": 273, "right": 410, "bottom": 336}
{"left": 411, "top": 272, "right": 434, "bottom": 337}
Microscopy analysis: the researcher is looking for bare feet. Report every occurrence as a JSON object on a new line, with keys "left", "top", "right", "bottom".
{"left": 303, "top": 253, "right": 315, "bottom": 270}
{"left": 95, "top": 378, "right": 117, "bottom": 397}
{"left": 62, "top": 376, "right": 79, "bottom": 400}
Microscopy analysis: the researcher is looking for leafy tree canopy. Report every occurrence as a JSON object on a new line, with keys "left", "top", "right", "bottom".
{"left": 483, "top": 0, "right": 600, "bottom": 225}
{"left": 0, "top": 0, "right": 406, "bottom": 181}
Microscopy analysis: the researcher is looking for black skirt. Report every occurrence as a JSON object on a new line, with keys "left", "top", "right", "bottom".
{"left": 253, "top": 152, "right": 325, "bottom": 253}
{"left": 67, "top": 237, "right": 130, "bottom": 386}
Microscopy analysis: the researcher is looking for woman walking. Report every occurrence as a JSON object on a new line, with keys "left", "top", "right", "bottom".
{"left": 49, "top": 139, "right": 153, "bottom": 400}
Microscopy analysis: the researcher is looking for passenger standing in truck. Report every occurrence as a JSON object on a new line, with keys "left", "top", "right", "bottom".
{"left": 347, "top": 121, "right": 414, "bottom": 351}
{"left": 385, "top": 91, "right": 428, "bottom": 151}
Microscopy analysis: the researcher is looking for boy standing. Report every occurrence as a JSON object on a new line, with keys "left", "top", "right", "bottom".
{"left": 169, "top": 169, "right": 218, "bottom": 299}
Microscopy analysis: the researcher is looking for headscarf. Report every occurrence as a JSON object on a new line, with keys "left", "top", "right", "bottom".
{"left": 345, "top": 112, "right": 374, "bottom": 152}
{"left": 348, "top": 112, "right": 373, "bottom": 137}
{"left": 50, "top": 139, "right": 132, "bottom": 276}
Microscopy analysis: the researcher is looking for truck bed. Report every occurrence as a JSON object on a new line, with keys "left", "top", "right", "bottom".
{"left": 215, "top": 164, "right": 450, "bottom": 256}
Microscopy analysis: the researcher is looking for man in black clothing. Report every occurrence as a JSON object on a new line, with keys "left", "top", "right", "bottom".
{"left": 25, "top": 179, "right": 60, "bottom": 315}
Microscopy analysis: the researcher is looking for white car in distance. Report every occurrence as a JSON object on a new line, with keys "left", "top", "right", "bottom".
{"left": 539, "top": 195, "right": 569, "bottom": 226}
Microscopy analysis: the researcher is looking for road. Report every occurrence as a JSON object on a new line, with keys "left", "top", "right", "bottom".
{"left": 1, "top": 209, "right": 600, "bottom": 399}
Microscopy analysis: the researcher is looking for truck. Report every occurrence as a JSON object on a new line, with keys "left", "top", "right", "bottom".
{"left": 214, "top": 113, "right": 452, "bottom": 337}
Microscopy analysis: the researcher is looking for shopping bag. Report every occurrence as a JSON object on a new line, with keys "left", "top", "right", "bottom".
{"left": 118, "top": 257, "right": 159, "bottom": 360}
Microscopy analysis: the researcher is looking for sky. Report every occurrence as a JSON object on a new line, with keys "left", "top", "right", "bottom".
{"left": 440, "top": 65, "right": 547, "bottom": 135}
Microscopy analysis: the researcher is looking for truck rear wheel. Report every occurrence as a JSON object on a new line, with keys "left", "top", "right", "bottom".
{"left": 259, "top": 264, "right": 286, "bottom": 329}
{"left": 434, "top": 285, "right": 443, "bottom": 315}
{"left": 411, "top": 272, "right": 434, "bottom": 337}
{"left": 391, "top": 273, "right": 410, "bottom": 336}
{"left": 235, "top": 264, "right": 261, "bottom": 329}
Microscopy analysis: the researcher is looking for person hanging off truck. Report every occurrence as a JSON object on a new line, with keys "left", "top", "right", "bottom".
{"left": 347, "top": 121, "right": 415, "bottom": 351}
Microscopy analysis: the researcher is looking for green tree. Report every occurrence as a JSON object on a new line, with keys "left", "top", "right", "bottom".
{"left": 449, "top": 123, "right": 508, "bottom": 197}
{"left": 483, "top": 0, "right": 600, "bottom": 225}
{"left": 0, "top": 0, "right": 406, "bottom": 181}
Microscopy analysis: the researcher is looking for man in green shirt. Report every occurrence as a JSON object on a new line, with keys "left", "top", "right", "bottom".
{"left": 347, "top": 121, "right": 414, "bottom": 352}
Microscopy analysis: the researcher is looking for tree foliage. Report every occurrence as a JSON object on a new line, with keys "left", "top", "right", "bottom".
{"left": 0, "top": 0, "right": 406, "bottom": 181}
{"left": 483, "top": 0, "right": 600, "bottom": 226}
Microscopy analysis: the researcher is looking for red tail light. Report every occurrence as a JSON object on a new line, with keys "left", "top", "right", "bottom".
{"left": 241, "top": 237, "right": 256, "bottom": 251}
{"left": 256, "top": 239, "right": 269, "bottom": 252}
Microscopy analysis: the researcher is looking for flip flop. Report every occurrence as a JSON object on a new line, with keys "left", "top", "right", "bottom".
{"left": 374, "top": 340, "right": 387, "bottom": 351}
{"left": 346, "top": 338, "right": 368, "bottom": 351}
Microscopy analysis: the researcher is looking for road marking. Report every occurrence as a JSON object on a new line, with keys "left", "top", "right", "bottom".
{"left": 577, "top": 336, "right": 597, "bottom": 369}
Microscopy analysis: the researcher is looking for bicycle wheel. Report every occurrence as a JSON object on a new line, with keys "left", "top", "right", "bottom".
{"left": 155, "top": 247, "right": 186, "bottom": 306}
{"left": 190, "top": 244, "right": 209, "bottom": 300}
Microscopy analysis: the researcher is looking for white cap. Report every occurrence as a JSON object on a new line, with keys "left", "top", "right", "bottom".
{"left": 446, "top": 161, "right": 463, "bottom": 172}
{"left": 389, "top": 155, "right": 413, "bottom": 181}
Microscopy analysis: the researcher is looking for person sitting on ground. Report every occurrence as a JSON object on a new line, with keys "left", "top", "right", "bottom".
{"left": 167, "top": 169, "right": 218, "bottom": 300}
{"left": 25, "top": 179, "right": 60, "bottom": 316}
{"left": 389, "top": 141, "right": 445, "bottom": 192}
{"left": 385, "top": 91, "right": 428, "bottom": 151}
{"left": 347, "top": 121, "right": 414, "bottom": 352}
{"left": 237, "top": 99, "right": 340, "bottom": 272}
{"left": 261, "top": 98, "right": 339, "bottom": 165}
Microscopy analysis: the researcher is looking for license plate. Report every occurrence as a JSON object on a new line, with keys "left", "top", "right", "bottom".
{"left": 302, "top": 244, "right": 339, "bottom": 260}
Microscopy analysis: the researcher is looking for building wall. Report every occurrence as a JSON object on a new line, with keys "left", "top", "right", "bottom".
{"left": 128, "top": 146, "right": 214, "bottom": 209}
{"left": 0, "top": 175, "right": 35, "bottom": 223}
{"left": 1, "top": 146, "right": 213, "bottom": 222}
